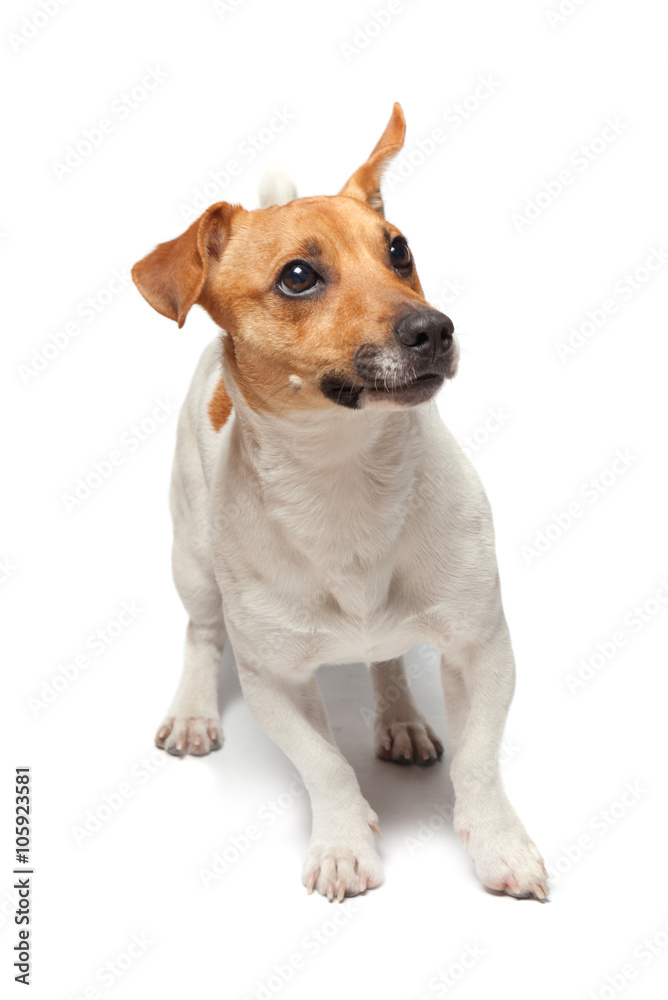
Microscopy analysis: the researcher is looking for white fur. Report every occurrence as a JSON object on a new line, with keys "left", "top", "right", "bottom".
{"left": 157, "top": 336, "right": 548, "bottom": 902}
{"left": 258, "top": 165, "right": 297, "bottom": 208}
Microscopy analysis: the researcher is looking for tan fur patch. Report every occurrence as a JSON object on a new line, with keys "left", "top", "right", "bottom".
{"left": 208, "top": 377, "right": 233, "bottom": 431}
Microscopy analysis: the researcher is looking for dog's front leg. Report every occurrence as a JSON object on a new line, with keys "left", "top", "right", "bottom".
{"left": 236, "top": 659, "right": 384, "bottom": 901}
{"left": 441, "top": 615, "right": 549, "bottom": 900}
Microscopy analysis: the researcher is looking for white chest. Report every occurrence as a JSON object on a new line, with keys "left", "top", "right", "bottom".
{"left": 207, "top": 404, "right": 488, "bottom": 672}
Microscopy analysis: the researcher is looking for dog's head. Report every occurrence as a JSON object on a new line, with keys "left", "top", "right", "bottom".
{"left": 132, "top": 104, "right": 458, "bottom": 414}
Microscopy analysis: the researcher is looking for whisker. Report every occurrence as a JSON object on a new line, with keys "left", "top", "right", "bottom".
{"left": 250, "top": 382, "right": 293, "bottom": 414}
{"left": 336, "top": 379, "right": 347, "bottom": 406}
{"left": 201, "top": 334, "right": 226, "bottom": 377}
{"left": 277, "top": 386, "right": 299, "bottom": 417}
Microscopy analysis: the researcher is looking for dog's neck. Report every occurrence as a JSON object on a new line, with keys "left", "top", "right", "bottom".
{"left": 222, "top": 356, "right": 425, "bottom": 565}
{"left": 223, "top": 359, "right": 418, "bottom": 470}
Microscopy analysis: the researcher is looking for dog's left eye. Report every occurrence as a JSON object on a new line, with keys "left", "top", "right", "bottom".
{"left": 278, "top": 261, "right": 320, "bottom": 295}
{"left": 389, "top": 237, "right": 412, "bottom": 269}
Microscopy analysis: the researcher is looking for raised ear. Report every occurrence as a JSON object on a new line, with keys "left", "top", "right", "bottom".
{"left": 132, "top": 202, "right": 238, "bottom": 328}
{"left": 339, "top": 103, "right": 406, "bottom": 216}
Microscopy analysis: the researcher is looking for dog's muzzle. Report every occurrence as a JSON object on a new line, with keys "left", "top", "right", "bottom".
{"left": 320, "top": 309, "right": 457, "bottom": 409}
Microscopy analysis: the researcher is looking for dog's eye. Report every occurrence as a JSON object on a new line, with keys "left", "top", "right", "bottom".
{"left": 278, "top": 261, "right": 320, "bottom": 295}
{"left": 389, "top": 237, "right": 412, "bottom": 270}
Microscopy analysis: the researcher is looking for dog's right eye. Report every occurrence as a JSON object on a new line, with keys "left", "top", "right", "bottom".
{"left": 278, "top": 261, "right": 320, "bottom": 296}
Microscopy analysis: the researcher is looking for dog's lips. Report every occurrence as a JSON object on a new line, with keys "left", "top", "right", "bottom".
{"left": 320, "top": 370, "right": 446, "bottom": 408}
{"left": 366, "top": 371, "right": 443, "bottom": 394}
{"left": 364, "top": 370, "right": 446, "bottom": 404}
{"left": 320, "top": 375, "right": 365, "bottom": 409}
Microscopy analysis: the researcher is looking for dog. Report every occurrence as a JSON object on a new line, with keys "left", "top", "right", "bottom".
{"left": 132, "top": 103, "right": 548, "bottom": 902}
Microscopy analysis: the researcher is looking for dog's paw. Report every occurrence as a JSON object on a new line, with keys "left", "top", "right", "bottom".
{"left": 302, "top": 808, "right": 384, "bottom": 901}
{"left": 375, "top": 721, "right": 444, "bottom": 766}
{"left": 458, "top": 818, "right": 549, "bottom": 901}
{"left": 155, "top": 716, "right": 222, "bottom": 757}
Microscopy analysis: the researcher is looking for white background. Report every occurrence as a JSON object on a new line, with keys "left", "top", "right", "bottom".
{"left": 2, "top": 0, "right": 668, "bottom": 998}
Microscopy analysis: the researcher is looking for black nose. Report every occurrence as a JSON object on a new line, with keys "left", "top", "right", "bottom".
{"left": 394, "top": 310, "right": 454, "bottom": 356}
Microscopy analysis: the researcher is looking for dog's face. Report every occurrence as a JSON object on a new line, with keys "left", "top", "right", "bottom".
{"left": 133, "top": 104, "right": 458, "bottom": 414}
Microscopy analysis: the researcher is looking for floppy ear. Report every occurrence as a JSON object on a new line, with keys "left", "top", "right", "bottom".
{"left": 132, "top": 202, "right": 238, "bottom": 328}
{"left": 339, "top": 102, "right": 406, "bottom": 216}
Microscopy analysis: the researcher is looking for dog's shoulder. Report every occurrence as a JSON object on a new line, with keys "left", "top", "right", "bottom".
{"left": 174, "top": 336, "right": 233, "bottom": 484}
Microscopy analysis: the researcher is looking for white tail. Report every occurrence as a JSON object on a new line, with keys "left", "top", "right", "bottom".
{"left": 258, "top": 165, "right": 297, "bottom": 208}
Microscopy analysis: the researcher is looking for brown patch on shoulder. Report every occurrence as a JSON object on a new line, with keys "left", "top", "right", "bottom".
{"left": 208, "top": 377, "right": 233, "bottom": 431}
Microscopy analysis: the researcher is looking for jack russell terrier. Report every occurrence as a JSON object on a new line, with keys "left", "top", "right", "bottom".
{"left": 132, "top": 103, "right": 548, "bottom": 902}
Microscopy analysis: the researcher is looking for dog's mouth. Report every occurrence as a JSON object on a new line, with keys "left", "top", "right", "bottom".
{"left": 320, "top": 370, "right": 446, "bottom": 409}
{"left": 366, "top": 370, "right": 445, "bottom": 403}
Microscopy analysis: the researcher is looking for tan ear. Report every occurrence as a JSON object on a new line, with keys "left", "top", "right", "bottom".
{"left": 339, "top": 103, "right": 406, "bottom": 216}
{"left": 132, "top": 202, "right": 238, "bottom": 328}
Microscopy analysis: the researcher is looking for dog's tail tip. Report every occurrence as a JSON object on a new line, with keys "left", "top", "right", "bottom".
{"left": 258, "top": 165, "right": 297, "bottom": 208}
